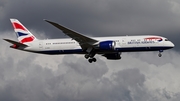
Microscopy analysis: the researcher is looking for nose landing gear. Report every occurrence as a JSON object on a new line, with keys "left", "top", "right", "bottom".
{"left": 158, "top": 50, "right": 163, "bottom": 57}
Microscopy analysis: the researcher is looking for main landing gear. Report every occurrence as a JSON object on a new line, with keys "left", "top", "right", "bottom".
{"left": 88, "top": 58, "right": 96, "bottom": 63}
{"left": 158, "top": 50, "right": 163, "bottom": 57}
{"left": 84, "top": 47, "right": 97, "bottom": 63}
{"left": 84, "top": 53, "right": 97, "bottom": 63}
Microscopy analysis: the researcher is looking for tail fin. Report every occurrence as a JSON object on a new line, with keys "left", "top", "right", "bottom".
{"left": 10, "top": 19, "right": 38, "bottom": 43}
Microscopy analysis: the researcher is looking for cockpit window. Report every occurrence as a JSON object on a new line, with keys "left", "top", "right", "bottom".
{"left": 165, "top": 39, "right": 168, "bottom": 41}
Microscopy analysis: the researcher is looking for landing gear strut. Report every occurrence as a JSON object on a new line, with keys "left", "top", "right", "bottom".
{"left": 84, "top": 48, "right": 97, "bottom": 63}
{"left": 158, "top": 50, "right": 163, "bottom": 57}
{"left": 85, "top": 53, "right": 97, "bottom": 63}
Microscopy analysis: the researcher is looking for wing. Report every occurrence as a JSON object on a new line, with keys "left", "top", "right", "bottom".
{"left": 44, "top": 20, "right": 98, "bottom": 50}
{"left": 3, "top": 39, "right": 28, "bottom": 47}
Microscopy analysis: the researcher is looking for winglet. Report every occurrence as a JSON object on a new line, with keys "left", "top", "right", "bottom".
{"left": 44, "top": 19, "right": 53, "bottom": 25}
{"left": 44, "top": 19, "right": 51, "bottom": 23}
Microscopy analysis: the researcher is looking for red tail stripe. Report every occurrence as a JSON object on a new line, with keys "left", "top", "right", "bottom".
{"left": 20, "top": 36, "right": 34, "bottom": 43}
{"left": 12, "top": 22, "right": 27, "bottom": 31}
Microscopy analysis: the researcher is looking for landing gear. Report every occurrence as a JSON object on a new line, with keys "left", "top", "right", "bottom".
{"left": 84, "top": 54, "right": 97, "bottom": 63}
{"left": 84, "top": 53, "right": 97, "bottom": 63}
{"left": 119, "top": 56, "right": 122, "bottom": 59}
{"left": 88, "top": 58, "right": 97, "bottom": 63}
{"left": 158, "top": 53, "right": 162, "bottom": 57}
{"left": 84, "top": 48, "right": 97, "bottom": 63}
{"left": 84, "top": 54, "right": 89, "bottom": 59}
{"left": 158, "top": 50, "right": 163, "bottom": 57}
{"left": 84, "top": 53, "right": 95, "bottom": 59}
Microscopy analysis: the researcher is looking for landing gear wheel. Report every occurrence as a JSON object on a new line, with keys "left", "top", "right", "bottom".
{"left": 158, "top": 53, "right": 162, "bottom": 57}
{"left": 84, "top": 54, "right": 89, "bottom": 59}
{"left": 88, "top": 58, "right": 97, "bottom": 63}
{"left": 158, "top": 50, "right": 163, "bottom": 57}
{"left": 92, "top": 58, "right": 97, "bottom": 62}
{"left": 88, "top": 59, "right": 93, "bottom": 63}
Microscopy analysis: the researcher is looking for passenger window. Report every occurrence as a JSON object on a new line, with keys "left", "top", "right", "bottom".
{"left": 165, "top": 39, "right": 168, "bottom": 41}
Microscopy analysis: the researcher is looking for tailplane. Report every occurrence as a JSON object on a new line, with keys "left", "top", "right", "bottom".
{"left": 10, "top": 19, "right": 38, "bottom": 43}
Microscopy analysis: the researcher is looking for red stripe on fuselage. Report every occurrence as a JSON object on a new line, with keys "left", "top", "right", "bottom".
{"left": 144, "top": 37, "right": 162, "bottom": 40}
{"left": 12, "top": 22, "right": 26, "bottom": 31}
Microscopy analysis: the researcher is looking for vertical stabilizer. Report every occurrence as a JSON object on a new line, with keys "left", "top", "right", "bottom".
{"left": 10, "top": 19, "right": 38, "bottom": 43}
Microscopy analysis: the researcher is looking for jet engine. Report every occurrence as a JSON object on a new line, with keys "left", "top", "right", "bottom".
{"left": 99, "top": 41, "right": 115, "bottom": 50}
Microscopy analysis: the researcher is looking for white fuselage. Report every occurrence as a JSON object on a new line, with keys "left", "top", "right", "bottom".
{"left": 19, "top": 35, "right": 174, "bottom": 55}
{"left": 7, "top": 19, "right": 175, "bottom": 62}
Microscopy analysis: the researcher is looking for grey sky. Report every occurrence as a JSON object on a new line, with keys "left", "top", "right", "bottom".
{"left": 1, "top": 0, "right": 180, "bottom": 101}
{"left": 0, "top": 0, "right": 180, "bottom": 50}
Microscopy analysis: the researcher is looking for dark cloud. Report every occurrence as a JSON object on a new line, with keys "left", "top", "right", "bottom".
{"left": 1, "top": 0, "right": 180, "bottom": 100}
{"left": 0, "top": 0, "right": 179, "bottom": 50}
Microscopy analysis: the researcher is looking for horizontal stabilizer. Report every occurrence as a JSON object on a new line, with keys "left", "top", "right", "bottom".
{"left": 3, "top": 39, "right": 28, "bottom": 47}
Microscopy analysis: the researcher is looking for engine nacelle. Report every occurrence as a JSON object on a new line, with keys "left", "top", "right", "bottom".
{"left": 99, "top": 41, "right": 115, "bottom": 50}
{"left": 103, "top": 53, "right": 121, "bottom": 60}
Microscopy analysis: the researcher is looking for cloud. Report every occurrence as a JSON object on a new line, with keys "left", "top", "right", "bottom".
{"left": 1, "top": 32, "right": 180, "bottom": 101}
{"left": 0, "top": 0, "right": 180, "bottom": 100}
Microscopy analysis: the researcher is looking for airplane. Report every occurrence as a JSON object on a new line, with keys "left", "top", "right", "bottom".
{"left": 4, "top": 19, "right": 174, "bottom": 63}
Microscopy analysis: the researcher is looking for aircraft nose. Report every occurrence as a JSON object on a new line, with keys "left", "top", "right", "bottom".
{"left": 170, "top": 41, "right": 175, "bottom": 48}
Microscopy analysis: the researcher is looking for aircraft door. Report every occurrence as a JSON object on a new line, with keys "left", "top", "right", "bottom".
{"left": 117, "top": 38, "right": 126, "bottom": 49}
{"left": 121, "top": 38, "right": 126, "bottom": 46}
{"left": 39, "top": 41, "right": 43, "bottom": 49}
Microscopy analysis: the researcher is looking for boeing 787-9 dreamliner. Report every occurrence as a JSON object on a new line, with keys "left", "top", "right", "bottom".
{"left": 4, "top": 19, "right": 174, "bottom": 63}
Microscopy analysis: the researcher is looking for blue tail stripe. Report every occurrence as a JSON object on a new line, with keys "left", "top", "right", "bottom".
{"left": 17, "top": 32, "right": 28, "bottom": 37}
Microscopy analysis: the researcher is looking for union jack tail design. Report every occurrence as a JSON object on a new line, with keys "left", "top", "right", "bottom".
{"left": 10, "top": 19, "right": 38, "bottom": 43}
